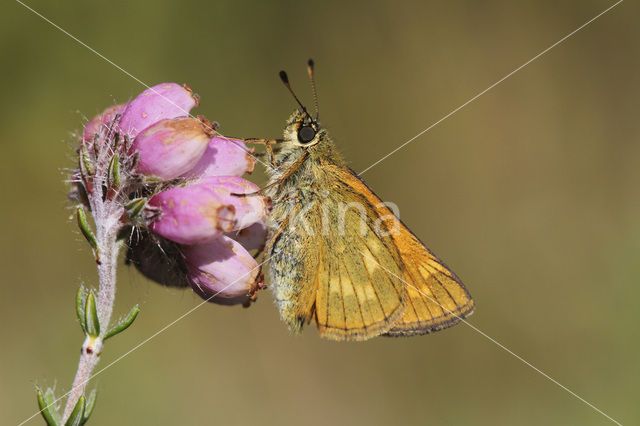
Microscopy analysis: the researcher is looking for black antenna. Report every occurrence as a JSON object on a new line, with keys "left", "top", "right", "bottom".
{"left": 307, "top": 59, "right": 319, "bottom": 120}
{"left": 279, "top": 70, "right": 315, "bottom": 123}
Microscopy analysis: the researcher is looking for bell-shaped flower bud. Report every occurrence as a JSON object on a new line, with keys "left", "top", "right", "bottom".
{"left": 82, "top": 104, "right": 125, "bottom": 143}
{"left": 184, "top": 235, "right": 261, "bottom": 305}
{"left": 131, "top": 117, "right": 210, "bottom": 180}
{"left": 198, "top": 176, "right": 268, "bottom": 230}
{"left": 184, "top": 137, "right": 255, "bottom": 178}
{"left": 225, "top": 221, "right": 267, "bottom": 252}
{"left": 147, "top": 184, "right": 235, "bottom": 245}
{"left": 119, "top": 83, "right": 198, "bottom": 138}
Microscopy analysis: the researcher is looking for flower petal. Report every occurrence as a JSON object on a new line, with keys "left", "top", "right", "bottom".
{"left": 225, "top": 221, "right": 267, "bottom": 252}
{"left": 198, "top": 176, "right": 268, "bottom": 230}
{"left": 119, "top": 83, "right": 198, "bottom": 138}
{"left": 82, "top": 104, "right": 125, "bottom": 143}
{"left": 132, "top": 117, "right": 210, "bottom": 179}
{"left": 184, "top": 235, "right": 260, "bottom": 305}
{"left": 183, "top": 137, "right": 255, "bottom": 178}
{"left": 148, "top": 184, "right": 235, "bottom": 245}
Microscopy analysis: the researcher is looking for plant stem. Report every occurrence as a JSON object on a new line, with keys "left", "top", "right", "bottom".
{"left": 62, "top": 336, "right": 102, "bottom": 421}
{"left": 62, "top": 192, "right": 123, "bottom": 421}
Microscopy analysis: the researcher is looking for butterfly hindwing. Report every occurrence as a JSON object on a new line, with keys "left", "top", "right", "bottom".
{"left": 323, "top": 166, "right": 474, "bottom": 338}
{"left": 312, "top": 177, "right": 406, "bottom": 341}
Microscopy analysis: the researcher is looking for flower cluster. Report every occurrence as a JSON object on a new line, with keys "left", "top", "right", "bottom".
{"left": 74, "top": 83, "right": 268, "bottom": 306}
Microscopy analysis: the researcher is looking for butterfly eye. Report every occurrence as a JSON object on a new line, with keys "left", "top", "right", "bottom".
{"left": 297, "top": 125, "right": 316, "bottom": 144}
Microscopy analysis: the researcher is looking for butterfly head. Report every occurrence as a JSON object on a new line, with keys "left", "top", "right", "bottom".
{"left": 283, "top": 109, "right": 325, "bottom": 148}
{"left": 279, "top": 60, "right": 328, "bottom": 149}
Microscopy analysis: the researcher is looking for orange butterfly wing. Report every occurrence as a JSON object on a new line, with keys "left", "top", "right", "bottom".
{"left": 319, "top": 166, "right": 474, "bottom": 338}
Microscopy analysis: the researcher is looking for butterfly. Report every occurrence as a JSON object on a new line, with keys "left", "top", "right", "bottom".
{"left": 249, "top": 60, "right": 474, "bottom": 341}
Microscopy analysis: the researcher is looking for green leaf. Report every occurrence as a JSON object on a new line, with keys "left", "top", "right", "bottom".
{"left": 76, "top": 208, "right": 97, "bottom": 251}
{"left": 124, "top": 198, "right": 147, "bottom": 221}
{"left": 79, "top": 146, "right": 94, "bottom": 176}
{"left": 64, "top": 396, "right": 85, "bottom": 426}
{"left": 104, "top": 304, "right": 139, "bottom": 340}
{"left": 84, "top": 292, "right": 100, "bottom": 337}
{"left": 75, "top": 286, "right": 87, "bottom": 333}
{"left": 80, "top": 390, "right": 97, "bottom": 425}
{"left": 108, "top": 154, "right": 120, "bottom": 187}
{"left": 37, "top": 388, "right": 61, "bottom": 426}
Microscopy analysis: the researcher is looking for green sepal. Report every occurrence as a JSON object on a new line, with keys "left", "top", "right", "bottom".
{"left": 108, "top": 154, "right": 120, "bottom": 188}
{"left": 76, "top": 208, "right": 97, "bottom": 252}
{"left": 37, "top": 388, "right": 61, "bottom": 426}
{"left": 75, "top": 286, "right": 87, "bottom": 333}
{"left": 64, "top": 396, "right": 85, "bottom": 426}
{"left": 124, "top": 198, "right": 147, "bottom": 221}
{"left": 79, "top": 146, "right": 94, "bottom": 176}
{"left": 104, "top": 304, "right": 139, "bottom": 340}
{"left": 81, "top": 390, "right": 97, "bottom": 425}
{"left": 84, "top": 292, "right": 100, "bottom": 337}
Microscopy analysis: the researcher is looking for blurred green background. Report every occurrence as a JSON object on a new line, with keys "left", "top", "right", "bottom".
{"left": 1, "top": 1, "right": 638, "bottom": 425}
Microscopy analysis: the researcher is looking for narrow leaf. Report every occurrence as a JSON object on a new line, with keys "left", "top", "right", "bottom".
{"left": 79, "top": 146, "right": 94, "bottom": 176}
{"left": 124, "top": 198, "right": 147, "bottom": 221}
{"left": 80, "top": 389, "right": 98, "bottom": 426}
{"left": 84, "top": 292, "right": 100, "bottom": 337}
{"left": 64, "top": 396, "right": 85, "bottom": 426}
{"left": 36, "top": 388, "right": 61, "bottom": 426}
{"left": 104, "top": 304, "right": 140, "bottom": 340}
{"left": 75, "top": 286, "right": 87, "bottom": 333}
{"left": 108, "top": 154, "right": 120, "bottom": 187}
{"left": 80, "top": 390, "right": 97, "bottom": 425}
{"left": 76, "top": 208, "right": 97, "bottom": 251}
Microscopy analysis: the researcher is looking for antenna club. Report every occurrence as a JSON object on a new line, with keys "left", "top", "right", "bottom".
{"left": 279, "top": 71, "right": 289, "bottom": 84}
{"left": 307, "top": 58, "right": 314, "bottom": 69}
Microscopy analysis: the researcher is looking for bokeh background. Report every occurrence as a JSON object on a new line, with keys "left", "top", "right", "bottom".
{"left": 1, "top": 1, "right": 638, "bottom": 425}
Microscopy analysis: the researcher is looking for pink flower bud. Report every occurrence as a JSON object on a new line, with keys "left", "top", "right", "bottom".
{"left": 119, "top": 83, "right": 198, "bottom": 138}
{"left": 198, "top": 176, "right": 268, "bottom": 230}
{"left": 148, "top": 184, "right": 235, "bottom": 245}
{"left": 82, "top": 104, "right": 125, "bottom": 143}
{"left": 131, "top": 117, "right": 210, "bottom": 179}
{"left": 226, "top": 221, "right": 267, "bottom": 252}
{"left": 184, "top": 137, "right": 255, "bottom": 178}
{"left": 184, "top": 235, "right": 260, "bottom": 305}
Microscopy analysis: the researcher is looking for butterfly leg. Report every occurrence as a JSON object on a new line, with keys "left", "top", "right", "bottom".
{"left": 263, "top": 203, "right": 298, "bottom": 258}
{"left": 243, "top": 138, "right": 282, "bottom": 168}
{"left": 233, "top": 150, "right": 310, "bottom": 198}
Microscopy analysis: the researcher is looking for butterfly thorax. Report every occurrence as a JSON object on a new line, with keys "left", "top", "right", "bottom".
{"left": 264, "top": 110, "right": 346, "bottom": 332}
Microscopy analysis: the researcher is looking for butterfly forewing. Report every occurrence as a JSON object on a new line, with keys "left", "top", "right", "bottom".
{"left": 312, "top": 177, "right": 406, "bottom": 341}
{"left": 326, "top": 166, "right": 474, "bottom": 338}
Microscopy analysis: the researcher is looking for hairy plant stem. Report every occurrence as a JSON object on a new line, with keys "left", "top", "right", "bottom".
{"left": 63, "top": 181, "right": 124, "bottom": 421}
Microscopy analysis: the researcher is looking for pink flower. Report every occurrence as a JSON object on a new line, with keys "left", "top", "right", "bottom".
{"left": 226, "top": 221, "right": 267, "bottom": 252}
{"left": 81, "top": 82, "right": 268, "bottom": 305}
{"left": 147, "top": 177, "right": 267, "bottom": 244}
{"left": 184, "top": 137, "right": 256, "bottom": 178}
{"left": 82, "top": 104, "right": 125, "bottom": 143}
{"left": 184, "top": 235, "right": 262, "bottom": 306}
{"left": 118, "top": 83, "right": 199, "bottom": 138}
{"left": 147, "top": 184, "right": 236, "bottom": 245}
{"left": 131, "top": 117, "right": 211, "bottom": 180}
{"left": 198, "top": 176, "right": 267, "bottom": 230}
